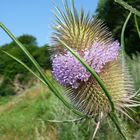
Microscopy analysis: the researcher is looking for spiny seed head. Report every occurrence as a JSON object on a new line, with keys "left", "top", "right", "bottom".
{"left": 51, "top": 0, "right": 138, "bottom": 118}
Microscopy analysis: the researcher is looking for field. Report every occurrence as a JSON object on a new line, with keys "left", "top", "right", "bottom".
{"left": 0, "top": 55, "right": 140, "bottom": 140}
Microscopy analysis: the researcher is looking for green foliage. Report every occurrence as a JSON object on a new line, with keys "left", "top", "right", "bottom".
{"left": 0, "top": 85, "right": 87, "bottom": 140}
{"left": 0, "top": 81, "right": 138, "bottom": 140}
{"left": 33, "top": 45, "right": 51, "bottom": 69}
{"left": 0, "top": 79, "right": 16, "bottom": 96}
{"left": 0, "top": 34, "right": 51, "bottom": 96}
{"left": 96, "top": 0, "right": 140, "bottom": 55}
{"left": 10, "top": 34, "right": 37, "bottom": 46}
{"left": 0, "top": 84, "right": 114, "bottom": 140}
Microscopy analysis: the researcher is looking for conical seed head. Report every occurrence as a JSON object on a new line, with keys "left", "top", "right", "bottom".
{"left": 51, "top": 1, "right": 137, "bottom": 118}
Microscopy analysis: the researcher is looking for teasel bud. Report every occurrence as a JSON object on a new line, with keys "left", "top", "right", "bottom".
{"left": 51, "top": 0, "right": 139, "bottom": 119}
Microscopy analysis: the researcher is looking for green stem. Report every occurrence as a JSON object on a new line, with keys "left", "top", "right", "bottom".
{"left": 57, "top": 38, "right": 115, "bottom": 112}
{"left": 47, "top": 117, "right": 84, "bottom": 123}
{"left": 109, "top": 112, "right": 128, "bottom": 140}
{"left": 121, "top": 12, "right": 132, "bottom": 66}
{"left": 0, "top": 22, "right": 86, "bottom": 118}
{"left": 115, "top": 0, "right": 140, "bottom": 18}
{"left": 134, "top": 15, "right": 140, "bottom": 38}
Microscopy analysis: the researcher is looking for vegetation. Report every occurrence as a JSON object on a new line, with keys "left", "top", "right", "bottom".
{"left": 0, "top": 0, "right": 140, "bottom": 140}
{"left": 0, "top": 35, "right": 51, "bottom": 96}
{"left": 0, "top": 59, "right": 140, "bottom": 140}
{"left": 0, "top": 80, "right": 93, "bottom": 140}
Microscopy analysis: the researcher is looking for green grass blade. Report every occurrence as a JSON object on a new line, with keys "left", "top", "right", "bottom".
{"left": 57, "top": 37, "right": 115, "bottom": 112}
{"left": 0, "top": 22, "right": 86, "bottom": 117}
{"left": 115, "top": 0, "right": 140, "bottom": 17}
{"left": 134, "top": 15, "right": 140, "bottom": 38}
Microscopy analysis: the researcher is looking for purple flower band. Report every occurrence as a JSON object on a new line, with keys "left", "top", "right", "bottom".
{"left": 52, "top": 40, "right": 120, "bottom": 88}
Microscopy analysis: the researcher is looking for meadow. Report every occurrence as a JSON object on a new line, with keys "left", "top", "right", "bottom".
{"left": 0, "top": 57, "right": 140, "bottom": 140}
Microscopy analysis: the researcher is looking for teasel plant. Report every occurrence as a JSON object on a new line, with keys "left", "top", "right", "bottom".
{"left": 0, "top": 0, "right": 140, "bottom": 139}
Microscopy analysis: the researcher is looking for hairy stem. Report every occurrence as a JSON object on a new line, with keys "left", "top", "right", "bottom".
{"left": 134, "top": 15, "right": 140, "bottom": 38}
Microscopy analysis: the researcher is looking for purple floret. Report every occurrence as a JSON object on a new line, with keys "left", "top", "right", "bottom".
{"left": 52, "top": 40, "right": 120, "bottom": 88}
{"left": 52, "top": 52, "right": 89, "bottom": 88}
{"left": 84, "top": 41, "right": 120, "bottom": 73}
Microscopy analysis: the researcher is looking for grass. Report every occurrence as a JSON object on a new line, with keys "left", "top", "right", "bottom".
{"left": 0, "top": 81, "right": 120, "bottom": 140}
{"left": 0, "top": 82, "right": 91, "bottom": 140}
{"left": 0, "top": 55, "right": 140, "bottom": 140}
{"left": 0, "top": 84, "right": 49, "bottom": 140}
{"left": 0, "top": 96, "right": 11, "bottom": 106}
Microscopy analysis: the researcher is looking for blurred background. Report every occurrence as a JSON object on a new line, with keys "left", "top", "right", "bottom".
{"left": 0, "top": 0, "right": 140, "bottom": 140}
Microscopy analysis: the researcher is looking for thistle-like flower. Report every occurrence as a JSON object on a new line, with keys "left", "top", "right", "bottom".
{"left": 51, "top": 0, "right": 139, "bottom": 119}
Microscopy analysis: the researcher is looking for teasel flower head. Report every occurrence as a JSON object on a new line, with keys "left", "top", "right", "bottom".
{"left": 51, "top": 0, "right": 139, "bottom": 119}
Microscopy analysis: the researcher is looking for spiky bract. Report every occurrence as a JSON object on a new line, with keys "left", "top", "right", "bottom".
{"left": 51, "top": 0, "right": 138, "bottom": 118}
